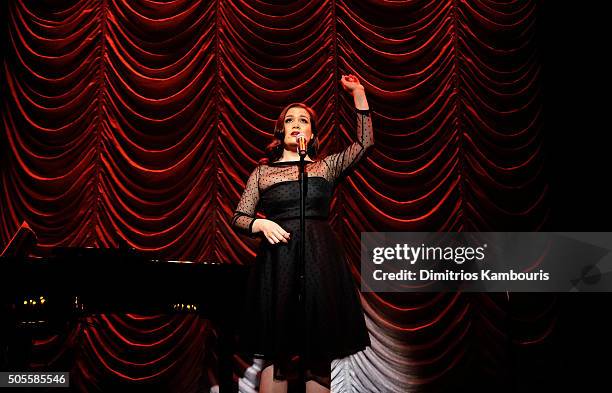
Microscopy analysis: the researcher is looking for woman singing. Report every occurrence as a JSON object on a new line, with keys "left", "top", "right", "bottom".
{"left": 231, "top": 75, "right": 373, "bottom": 393}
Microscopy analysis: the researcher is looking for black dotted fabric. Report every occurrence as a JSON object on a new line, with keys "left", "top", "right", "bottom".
{"left": 232, "top": 110, "right": 374, "bottom": 382}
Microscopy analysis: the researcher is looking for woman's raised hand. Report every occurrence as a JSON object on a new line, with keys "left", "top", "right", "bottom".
{"left": 340, "top": 74, "right": 369, "bottom": 110}
{"left": 252, "top": 219, "right": 291, "bottom": 244}
{"left": 340, "top": 74, "right": 364, "bottom": 95}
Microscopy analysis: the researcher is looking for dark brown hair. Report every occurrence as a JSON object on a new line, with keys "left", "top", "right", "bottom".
{"left": 259, "top": 103, "right": 320, "bottom": 164}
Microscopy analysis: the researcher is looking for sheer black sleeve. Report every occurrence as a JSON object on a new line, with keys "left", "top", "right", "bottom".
{"left": 322, "top": 108, "right": 374, "bottom": 184}
{"left": 231, "top": 166, "right": 260, "bottom": 237}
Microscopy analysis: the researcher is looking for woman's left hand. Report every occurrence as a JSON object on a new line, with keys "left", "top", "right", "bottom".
{"left": 340, "top": 74, "right": 365, "bottom": 95}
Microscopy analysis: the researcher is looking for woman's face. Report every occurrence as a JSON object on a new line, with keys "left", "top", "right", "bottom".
{"left": 282, "top": 107, "right": 312, "bottom": 150}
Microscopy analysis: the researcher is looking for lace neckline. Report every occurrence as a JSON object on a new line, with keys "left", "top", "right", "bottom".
{"left": 269, "top": 160, "right": 315, "bottom": 165}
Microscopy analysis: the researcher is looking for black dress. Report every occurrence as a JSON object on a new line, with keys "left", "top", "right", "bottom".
{"left": 231, "top": 109, "right": 373, "bottom": 386}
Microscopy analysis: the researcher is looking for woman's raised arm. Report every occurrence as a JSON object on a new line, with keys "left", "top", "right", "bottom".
{"left": 322, "top": 75, "right": 374, "bottom": 183}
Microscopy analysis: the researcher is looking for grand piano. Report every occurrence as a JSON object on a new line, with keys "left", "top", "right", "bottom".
{"left": 0, "top": 244, "right": 248, "bottom": 392}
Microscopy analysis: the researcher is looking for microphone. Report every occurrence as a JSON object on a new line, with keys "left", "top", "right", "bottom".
{"left": 296, "top": 133, "right": 307, "bottom": 156}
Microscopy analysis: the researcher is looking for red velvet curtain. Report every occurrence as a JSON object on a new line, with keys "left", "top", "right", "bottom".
{"left": 1, "top": 0, "right": 550, "bottom": 391}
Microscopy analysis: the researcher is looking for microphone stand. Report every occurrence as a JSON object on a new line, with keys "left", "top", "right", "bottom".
{"left": 297, "top": 147, "right": 307, "bottom": 393}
